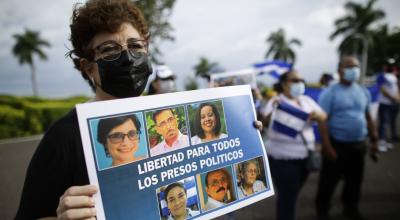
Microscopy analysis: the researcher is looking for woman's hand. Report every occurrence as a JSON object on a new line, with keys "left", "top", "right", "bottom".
{"left": 56, "top": 185, "right": 98, "bottom": 220}
{"left": 308, "top": 111, "right": 327, "bottom": 122}
{"left": 253, "top": 121, "right": 263, "bottom": 131}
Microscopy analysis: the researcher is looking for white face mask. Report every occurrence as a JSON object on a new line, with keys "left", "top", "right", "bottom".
{"left": 158, "top": 80, "right": 176, "bottom": 93}
{"left": 289, "top": 82, "right": 305, "bottom": 97}
{"left": 343, "top": 67, "right": 360, "bottom": 82}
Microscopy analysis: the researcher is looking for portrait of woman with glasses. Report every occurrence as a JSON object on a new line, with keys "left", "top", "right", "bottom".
{"left": 236, "top": 158, "right": 267, "bottom": 199}
{"left": 97, "top": 114, "right": 147, "bottom": 168}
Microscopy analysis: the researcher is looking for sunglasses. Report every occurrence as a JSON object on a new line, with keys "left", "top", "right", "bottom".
{"left": 288, "top": 78, "right": 305, "bottom": 83}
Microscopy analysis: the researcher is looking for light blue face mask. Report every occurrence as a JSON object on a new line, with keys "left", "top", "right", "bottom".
{"left": 343, "top": 67, "right": 360, "bottom": 82}
{"left": 290, "top": 82, "right": 305, "bottom": 98}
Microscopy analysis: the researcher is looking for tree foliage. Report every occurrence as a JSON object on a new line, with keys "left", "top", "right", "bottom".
{"left": 134, "top": 0, "right": 176, "bottom": 64}
{"left": 330, "top": 0, "right": 385, "bottom": 57}
{"left": 265, "top": 28, "right": 302, "bottom": 65}
{"left": 12, "top": 29, "right": 50, "bottom": 97}
{"left": 193, "top": 57, "right": 220, "bottom": 81}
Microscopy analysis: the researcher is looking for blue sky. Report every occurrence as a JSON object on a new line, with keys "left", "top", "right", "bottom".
{"left": 0, "top": 0, "right": 399, "bottom": 97}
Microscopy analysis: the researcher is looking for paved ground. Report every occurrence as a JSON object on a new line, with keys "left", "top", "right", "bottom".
{"left": 1, "top": 137, "right": 399, "bottom": 220}
{"left": 218, "top": 142, "right": 400, "bottom": 220}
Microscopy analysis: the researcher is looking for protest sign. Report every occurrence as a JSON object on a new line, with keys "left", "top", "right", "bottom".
{"left": 209, "top": 69, "right": 256, "bottom": 88}
{"left": 76, "top": 85, "right": 274, "bottom": 220}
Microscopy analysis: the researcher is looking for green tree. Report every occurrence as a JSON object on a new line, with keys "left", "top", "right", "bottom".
{"left": 369, "top": 25, "right": 400, "bottom": 73}
{"left": 12, "top": 29, "right": 50, "bottom": 97}
{"left": 330, "top": 0, "right": 385, "bottom": 77}
{"left": 265, "top": 28, "right": 302, "bottom": 65}
{"left": 184, "top": 76, "right": 198, "bottom": 91}
{"left": 135, "top": 0, "right": 176, "bottom": 64}
{"left": 193, "top": 57, "right": 219, "bottom": 81}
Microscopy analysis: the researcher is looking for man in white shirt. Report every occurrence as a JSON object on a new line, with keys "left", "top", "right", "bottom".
{"left": 151, "top": 108, "right": 189, "bottom": 156}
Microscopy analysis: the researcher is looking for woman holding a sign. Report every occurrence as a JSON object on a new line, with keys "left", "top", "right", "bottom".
{"left": 16, "top": 0, "right": 153, "bottom": 219}
{"left": 261, "top": 70, "right": 327, "bottom": 220}
{"left": 191, "top": 102, "right": 227, "bottom": 144}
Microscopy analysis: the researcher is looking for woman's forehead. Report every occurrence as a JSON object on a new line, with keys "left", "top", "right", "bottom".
{"left": 90, "top": 22, "right": 141, "bottom": 47}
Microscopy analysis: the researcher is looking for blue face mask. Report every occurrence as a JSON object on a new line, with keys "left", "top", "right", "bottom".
{"left": 290, "top": 82, "right": 305, "bottom": 98}
{"left": 343, "top": 67, "right": 360, "bottom": 82}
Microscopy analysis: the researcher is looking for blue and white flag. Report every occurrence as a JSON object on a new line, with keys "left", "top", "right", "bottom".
{"left": 271, "top": 102, "right": 309, "bottom": 138}
{"left": 253, "top": 60, "right": 292, "bottom": 79}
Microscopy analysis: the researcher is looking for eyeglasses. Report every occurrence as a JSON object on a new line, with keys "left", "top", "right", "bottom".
{"left": 94, "top": 38, "right": 148, "bottom": 61}
{"left": 288, "top": 78, "right": 305, "bottom": 83}
{"left": 210, "top": 177, "right": 227, "bottom": 187}
{"left": 245, "top": 169, "right": 257, "bottom": 174}
{"left": 156, "top": 116, "right": 176, "bottom": 129}
{"left": 107, "top": 130, "right": 141, "bottom": 144}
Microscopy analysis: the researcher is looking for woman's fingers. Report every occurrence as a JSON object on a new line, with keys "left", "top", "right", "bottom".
{"left": 58, "top": 207, "right": 96, "bottom": 220}
{"left": 64, "top": 185, "right": 98, "bottom": 197}
{"left": 59, "top": 196, "right": 95, "bottom": 209}
{"left": 57, "top": 185, "right": 98, "bottom": 220}
{"left": 253, "top": 121, "right": 263, "bottom": 130}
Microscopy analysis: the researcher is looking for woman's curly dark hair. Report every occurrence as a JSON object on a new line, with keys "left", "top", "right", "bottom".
{"left": 67, "top": 0, "right": 149, "bottom": 91}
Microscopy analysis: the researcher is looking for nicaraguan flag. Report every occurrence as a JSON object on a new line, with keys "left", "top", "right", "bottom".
{"left": 272, "top": 102, "right": 309, "bottom": 138}
{"left": 159, "top": 177, "right": 198, "bottom": 217}
{"left": 253, "top": 60, "right": 292, "bottom": 79}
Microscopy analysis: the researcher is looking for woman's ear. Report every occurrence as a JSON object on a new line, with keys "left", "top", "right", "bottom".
{"left": 80, "top": 58, "right": 94, "bottom": 80}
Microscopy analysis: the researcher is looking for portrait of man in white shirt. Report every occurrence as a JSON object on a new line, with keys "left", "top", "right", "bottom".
{"left": 149, "top": 107, "right": 189, "bottom": 156}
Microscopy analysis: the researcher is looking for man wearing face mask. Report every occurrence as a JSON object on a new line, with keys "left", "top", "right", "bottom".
{"left": 315, "top": 55, "right": 379, "bottom": 220}
{"left": 147, "top": 65, "right": 177, "bottom": 95}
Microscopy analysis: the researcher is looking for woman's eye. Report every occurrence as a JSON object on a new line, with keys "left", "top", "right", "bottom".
{"left": 100, "top": 45, "right": 119, "bottom": 54}
{"left": 128, "top": 43, "right": 143, "bottom": 50}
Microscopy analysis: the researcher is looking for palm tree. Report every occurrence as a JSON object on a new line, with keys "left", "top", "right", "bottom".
{"left": 12, "top": 29, "right": 50, "bottom": 97}
{"left": 330, "top": 0, "right": 385, "bottom": 79}
{"left": 193, "top": 57, "right": 219, "bottom": 81}
{"left": 265, "top": 28, "right": 302, "bottom": 65}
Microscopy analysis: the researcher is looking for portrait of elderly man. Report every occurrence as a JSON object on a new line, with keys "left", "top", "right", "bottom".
{"left": 163, "top": 182, "right": 200, "bottom": 220}
{"left": 203, "top": 168, "right": 236, "bottom": 211}
{"left": 150, "top": 107, "right": 189, "bottom": 156}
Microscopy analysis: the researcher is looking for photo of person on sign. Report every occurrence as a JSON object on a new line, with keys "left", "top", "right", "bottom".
{"left": 188, "top": 100, "right": 228, "bottom": 145}
{"left": 146, "top": 106, "right": 189, "bottom": 156}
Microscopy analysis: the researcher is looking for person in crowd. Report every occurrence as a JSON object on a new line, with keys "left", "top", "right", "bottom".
{"left": 261, "top": 70, "right": 327, "bottom": 220}
{"left": 191, "top": 103, "right": 227, "bottom": 144}
{"left": 316, "top": 55, "right": 379, "bottom": 220}
{"left": 97, "top": 114, "right": 145, "bottom": 167}
{"left": 148, "top": 65, "right": 177, "bottom": 95}
{"left": 376, "top": 58, "right": 400, "bottom": 152}
{"left": 237, "top": 159, "right": 266, "bottom": 199}
{"left": 203, "top": 168, "right": 235, "bottom": 211}
{"left": 15, "top": 0, "right": 262, "bottom": 219}
{"left": 319, "top": 73, "right": 335, "bottom": 88}
{"left": 151, "top": 108, "right": 189, "bottom": 156}
{"left": 15, "top": 0, "right": 153, "bottom": 219}
{"left": 164, "top": 182, "right": 200, "bottom": 220}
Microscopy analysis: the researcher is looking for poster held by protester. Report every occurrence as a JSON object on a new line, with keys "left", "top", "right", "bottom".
{"left": 210, "top": 69, "right": 256, "bottom": 88}
{"left": 76, "top": 85, "right": 274, "bottom": 220}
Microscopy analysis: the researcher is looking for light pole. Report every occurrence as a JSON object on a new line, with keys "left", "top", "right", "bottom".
{"left": 353, "top": 34, "right": 368, "bottom": 84}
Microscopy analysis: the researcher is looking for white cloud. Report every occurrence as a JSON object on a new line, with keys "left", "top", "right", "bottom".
{"left": 306, "top": 6, "right": 346, "bottom": 28}
{"left": 1, "top": 0, "right": 400, "bottom": 96}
